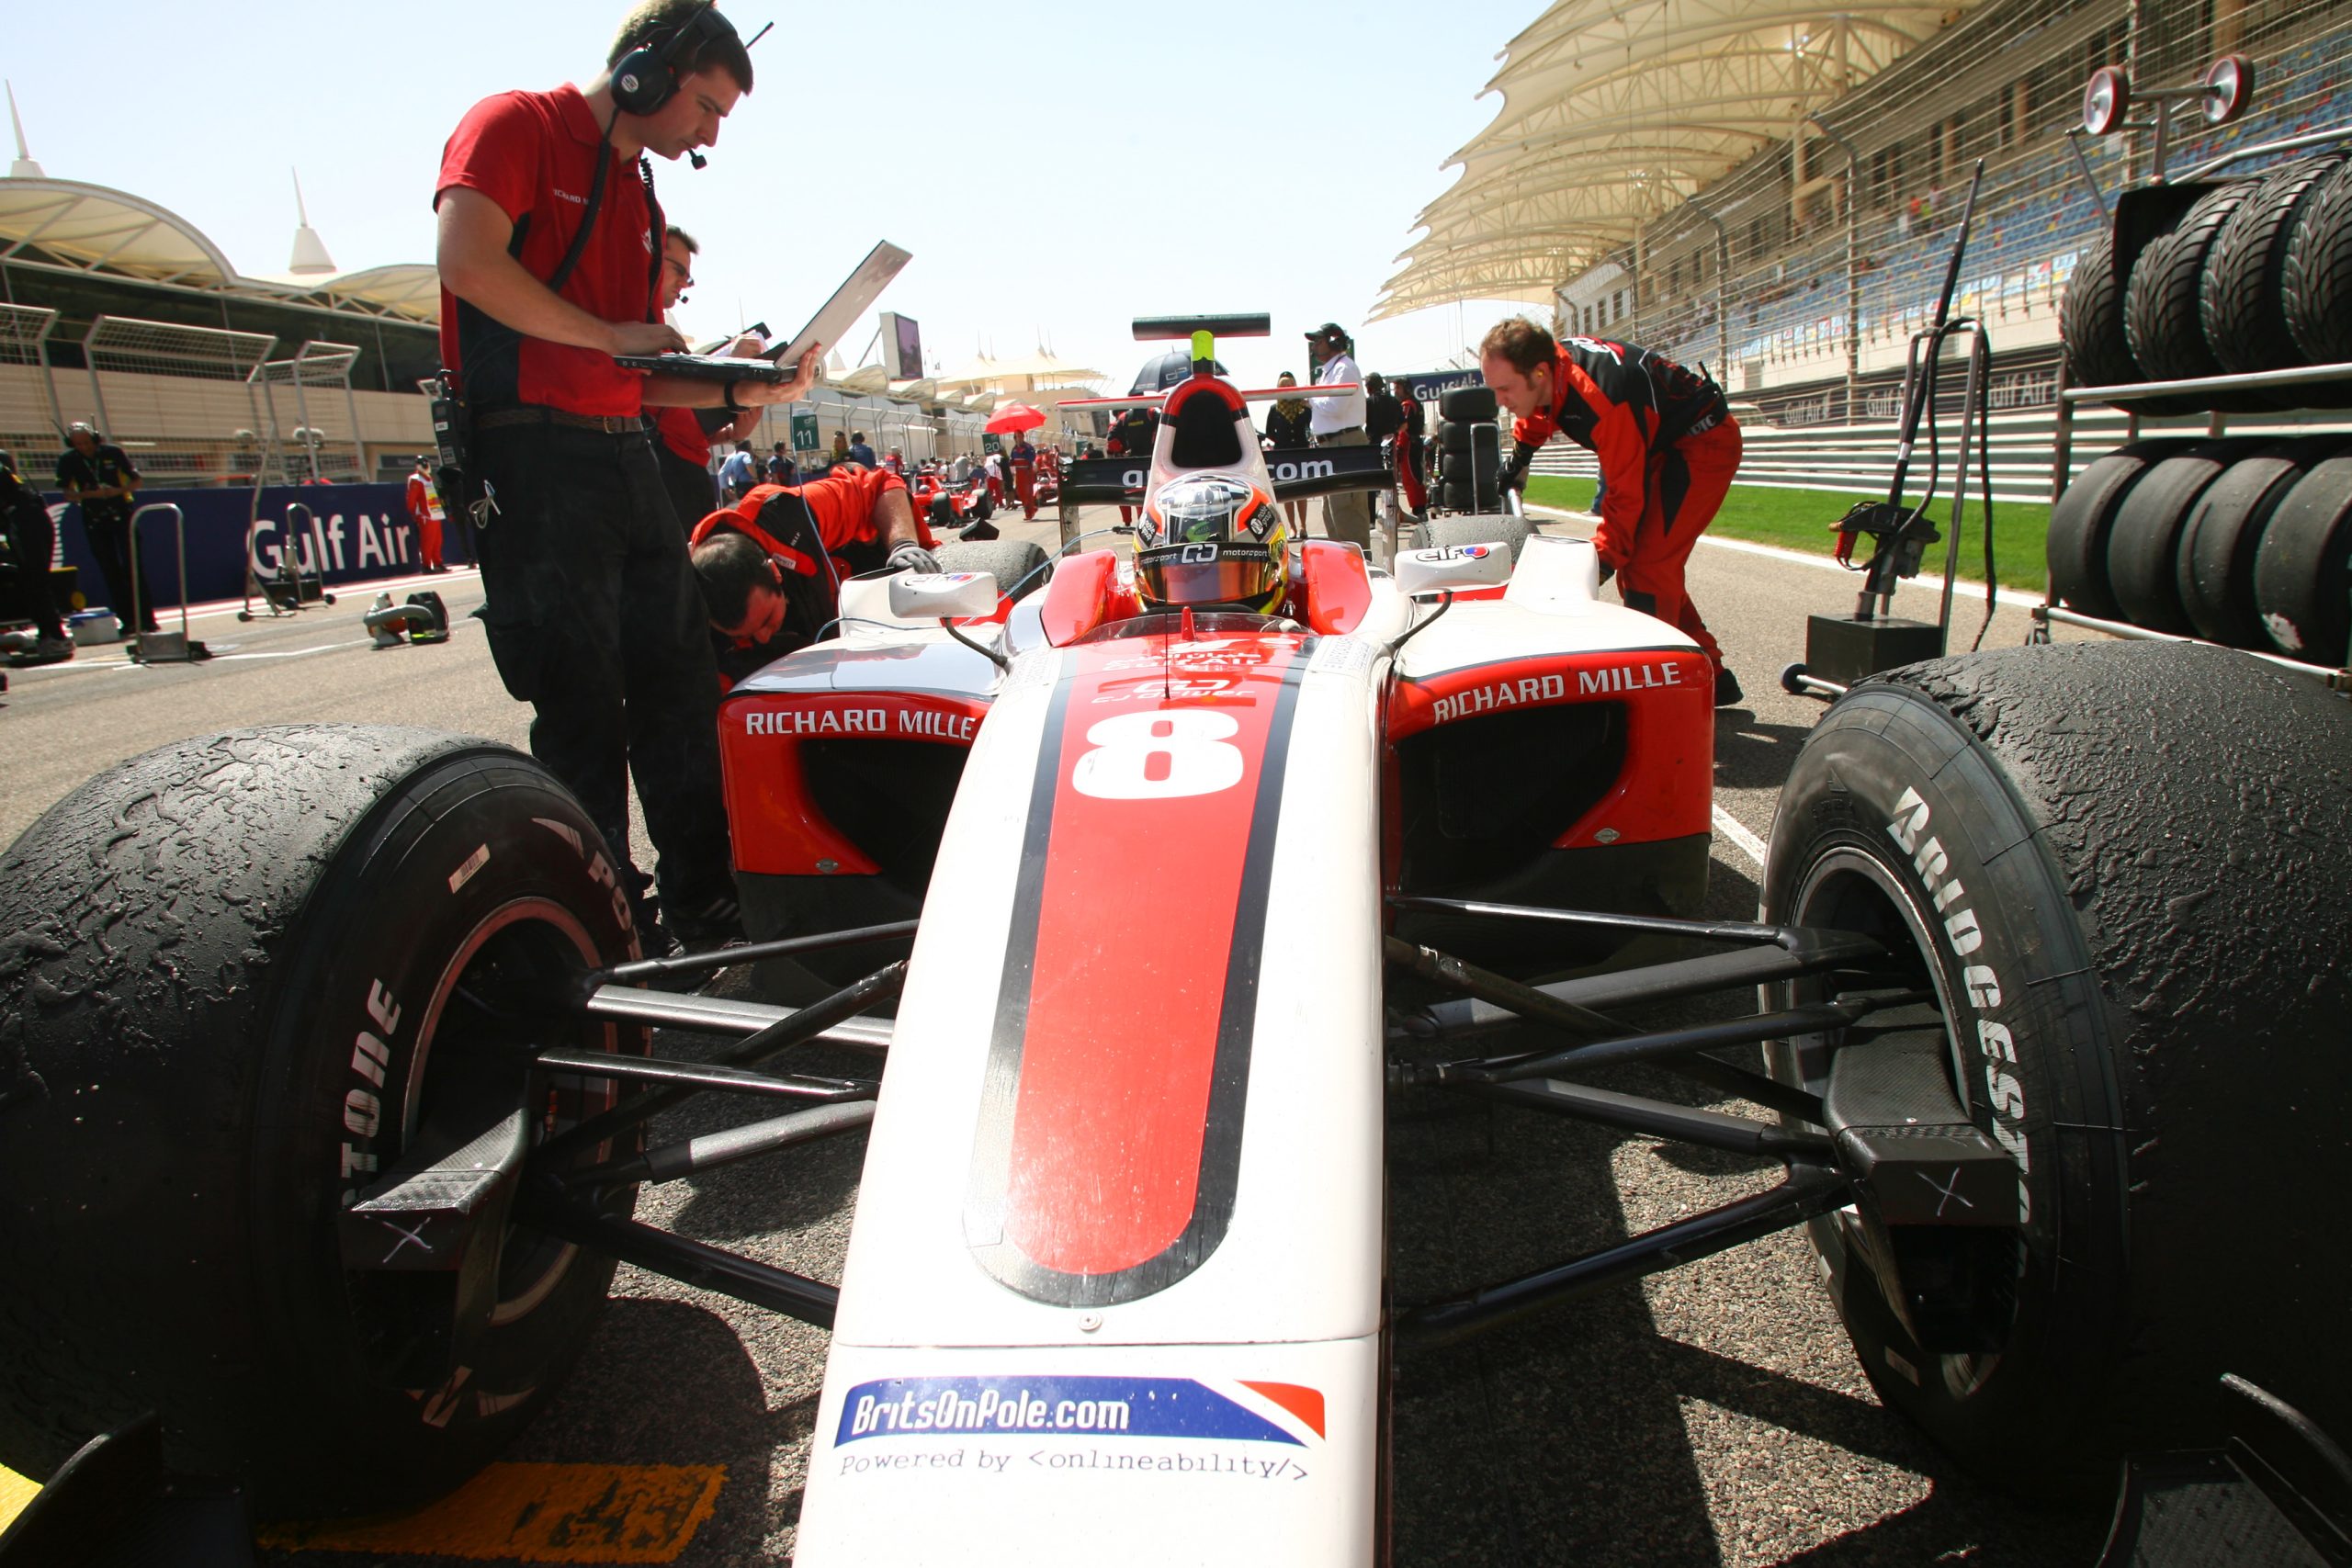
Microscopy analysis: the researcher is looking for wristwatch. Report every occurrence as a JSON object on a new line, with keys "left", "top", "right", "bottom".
{"left": 723, "top": 381, "right": 749, "bottom": 413}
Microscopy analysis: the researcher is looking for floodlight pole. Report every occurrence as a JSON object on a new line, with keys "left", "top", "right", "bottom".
{"left": 1806, "top": 115, "right": 1863, "bottom": 423}
{"left": 1679, "top": 193, "right": 1732, "bottom": 382}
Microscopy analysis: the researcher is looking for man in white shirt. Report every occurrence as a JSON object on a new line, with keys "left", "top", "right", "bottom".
{"left": 1306, "top": 321, "right": 1371, "bottom": 550}
{"left": 718, "top": 442, "right": 759, "bottom": 501}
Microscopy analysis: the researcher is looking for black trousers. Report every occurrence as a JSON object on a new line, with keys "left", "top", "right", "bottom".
{"left": 82, "top": 507, "right": 158, "bottom": 631}
{"left": 655, "top": 444, "right": 718, "bottom": 540}
{"left": 469, "top": 421, "right": 736, "bottom": 926}
{"left": 6, "top": 502, "right": 65, "bottom": 641}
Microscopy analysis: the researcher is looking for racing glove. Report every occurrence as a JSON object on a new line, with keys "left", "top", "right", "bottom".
{"left": 887, "top": 542, "right": 942, "bottom": 575}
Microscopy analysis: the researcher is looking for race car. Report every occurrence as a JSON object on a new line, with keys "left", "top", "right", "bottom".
{"left": 1, "top": 316, "right": 2346, "bottom": 1565}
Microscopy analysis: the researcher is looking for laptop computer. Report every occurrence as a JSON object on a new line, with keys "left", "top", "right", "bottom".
{"left": 614, "top": 241, "right": 912, "bottom": 382}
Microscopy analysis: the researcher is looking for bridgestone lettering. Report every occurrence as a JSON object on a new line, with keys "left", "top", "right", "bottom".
{"left": 1885, "top": 785, "right": 2030, "bottom": 1221}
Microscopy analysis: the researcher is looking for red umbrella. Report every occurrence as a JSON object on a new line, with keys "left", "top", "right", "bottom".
{"left": 985, "top": 401, "right": 1046, "bottom": 434}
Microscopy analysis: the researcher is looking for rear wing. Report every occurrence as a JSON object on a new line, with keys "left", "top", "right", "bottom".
{"left": 1057, "top": 385, "right": 1359, "bottom": 413}
{"left": 1058, "top": 442, "right": 1395, "bottom": 506}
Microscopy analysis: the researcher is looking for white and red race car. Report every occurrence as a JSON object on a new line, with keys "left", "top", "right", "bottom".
{"left": 0, "top": 317, "right": 2346, "bottom": 1564}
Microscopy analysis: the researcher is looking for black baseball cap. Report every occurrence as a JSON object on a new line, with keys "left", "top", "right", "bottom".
{"left": 1306, "top": 321, "right": 1350, "bottom": 344}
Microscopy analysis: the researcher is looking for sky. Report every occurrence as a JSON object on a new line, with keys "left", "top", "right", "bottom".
{"left": 5, "top": 0, "right": 1549, "bottom": 391}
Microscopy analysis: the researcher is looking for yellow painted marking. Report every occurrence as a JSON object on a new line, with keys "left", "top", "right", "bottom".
{"left": 259, "top": 1462, "right": 725, "bottom": 1563}
{"left": 0, "top": 1464, "right": 39, "bottom": 1533}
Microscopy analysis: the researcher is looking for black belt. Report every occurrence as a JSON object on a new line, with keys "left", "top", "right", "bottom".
{"left": 476, "top": 406, "right": 647, "bottom": 434}
{"left": 1315, "top": 427, "right": 1363, "bottom": 440}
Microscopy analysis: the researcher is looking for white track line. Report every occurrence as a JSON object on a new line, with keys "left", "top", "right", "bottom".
{"left": 1711, "top": 806, "right": 1769, "bottom": 869}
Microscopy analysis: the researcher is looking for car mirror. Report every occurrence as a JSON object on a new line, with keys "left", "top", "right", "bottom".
{"left": 888, "top": 571, "right": 1001, "bottom": 621}
{"left": 1394, "top": 541, "right": 1513, "bottom": 597}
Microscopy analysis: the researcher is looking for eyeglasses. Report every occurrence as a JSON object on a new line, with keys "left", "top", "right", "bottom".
{"left": 662, "top": 256, "right": 695, "bottom": 290}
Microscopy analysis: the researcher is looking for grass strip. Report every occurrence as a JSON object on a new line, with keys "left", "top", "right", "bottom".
{"left": 1523, "top": 476, "right": 2050, "bottom": 593}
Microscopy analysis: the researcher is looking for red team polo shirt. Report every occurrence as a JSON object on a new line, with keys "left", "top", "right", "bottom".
{"left": 656, "top": 404, "right": 712, "bottom": 468}
{"left": 435, "top": 85, "right": 660, "bottom": 417}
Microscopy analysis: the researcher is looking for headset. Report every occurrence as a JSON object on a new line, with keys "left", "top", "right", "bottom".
{"left": 610, "top": 1, "right": 741, "bottom": 118}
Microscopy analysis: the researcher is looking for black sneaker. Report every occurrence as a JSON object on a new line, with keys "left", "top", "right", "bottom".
{"left": 1713, "top": 666, "right": 1744, "bottom": 706}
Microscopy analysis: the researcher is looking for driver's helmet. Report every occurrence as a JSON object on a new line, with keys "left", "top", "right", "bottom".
{"left": 1136, "top": 474, "right": 1288, "bottom": 614}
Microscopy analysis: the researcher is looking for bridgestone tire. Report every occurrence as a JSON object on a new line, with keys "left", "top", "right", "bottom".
{"left": 0, "top": 727, "right": 646, "bottom": 1516}
{"left": 1438, "top": 479, "right": 1476, "bottom": 515}
{"left": 2062, "top": 231, "right": 2141, "bottom": 394}
{"left": 936, "top": 538, "right": 1051, "bottom": 602}
{"left": 2125, "top": 181, "right": 2255, "bottom": 387}
{"left": 2204, "top": 154, "right": 2346, "bottom": 378}
{"left": 2252, "top": 454, "right": 2352, "bottom": 664}
{"left": 2046, "top": 441, "right": 2194, "bottom": 620}
{"left": 1408, "top": 512, "right": 1532, "bottom": 563}
{"left": 2284, "top": 158, "right": 2352, "bottom": 367}
{"left": 1439, "top": 385, "right": 1498, "bottom": 423}
{"left": 1437, "top": 420, "right": 1478, "bottom": 454}
{"left": 2176, "top": 437, "right": 2345, "bottom": 648}
{"left": 1764, "top": 643, "right": 2352, "bottom": 1495}
{"left": 2104, "top": 438, "right": 2270, "bottom": 635}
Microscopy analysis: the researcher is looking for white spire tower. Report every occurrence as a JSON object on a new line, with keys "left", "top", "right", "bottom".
{"left": 287, "top": 168, "right": 336, "bottom": 275}
{"left": 6, "top": 83, "right": 43, "bottom": 179}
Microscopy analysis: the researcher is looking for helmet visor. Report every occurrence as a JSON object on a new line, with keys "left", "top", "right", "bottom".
{"left": 1135, "top": 541, "right": 1281, "bottom": 609}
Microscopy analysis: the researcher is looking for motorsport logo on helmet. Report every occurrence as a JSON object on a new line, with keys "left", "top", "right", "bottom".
{"left": 1136, "top": 475, "right": 1288, "bottom": 615}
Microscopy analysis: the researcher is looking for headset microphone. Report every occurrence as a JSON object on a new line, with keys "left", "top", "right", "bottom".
{"left": 689, "top": 152, "right": 708, "bottom": 170}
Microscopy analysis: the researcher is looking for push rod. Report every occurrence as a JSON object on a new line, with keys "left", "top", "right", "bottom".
{"left": 1390, "top": 896, "right": 1788, "bottom": 946}
{"left": 1464, "top": 1077, "right": 1832, "bottom": 1159}
{"left": 522, "top": 1179, "right": 838, "bottom": 1328}
{"left": 537, "top": 961, "right": 904, "bottom": 1168}
{"left": 1424, "top": 996, "right": 1894, "bottom": 1086}
{"left": 1395, "top": 1166, "right": 1851, "bottom": 1351}
{"left": 533, "top": 1046, "right": 874, "bottom": 1104}
{"left": 582, "top": 985, "right": 893, "bottom": 1049}
{"left": 594, "top": 919, "right": 918, "bottom": 987}
{"left": 568, "top": 1100, "right": 877, "bottom": 1188}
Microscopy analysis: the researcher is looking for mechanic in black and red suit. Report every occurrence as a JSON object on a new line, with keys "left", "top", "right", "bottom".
{"left": 1480, "top": 316, "right": 1745, "bottom": 705}
{"left": 1107, "top": 405, "right": 1156, "bottom": 525}
{"left": 435, "top": 0, "right": 819, "bottom": 952}
{"left": 686, "top": 464, "right": 939, "bottom": 687}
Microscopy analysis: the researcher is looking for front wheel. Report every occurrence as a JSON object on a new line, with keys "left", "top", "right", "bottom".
{"left": 0, "top": 726, "right": 649, "bottom": 1515}
{"left": 1763, "top": 643, "right": 2352, "bottom": 1495}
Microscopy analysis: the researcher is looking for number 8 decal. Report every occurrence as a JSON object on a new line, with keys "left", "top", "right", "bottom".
{"left": 1071, "top": 710, "right": 1246, "bottom": 800}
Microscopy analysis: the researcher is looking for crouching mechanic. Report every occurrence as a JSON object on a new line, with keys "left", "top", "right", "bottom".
{"left": 688, "top": 462, "right": 939, "bottom": 686}
{"left": 1479, "top": 317, "right": 1745, "bottom": 705}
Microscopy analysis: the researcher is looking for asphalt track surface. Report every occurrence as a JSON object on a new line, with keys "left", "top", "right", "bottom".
{"left": 1, "top": 503, "right": 2119, "bottom": 1565}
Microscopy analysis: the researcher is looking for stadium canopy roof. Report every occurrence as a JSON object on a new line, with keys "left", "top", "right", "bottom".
{"left": 0, "top": 176, "right": 441, "bottom": 324}
{"left": 1370, "top": 0, "right": 1978, "bottom": 321}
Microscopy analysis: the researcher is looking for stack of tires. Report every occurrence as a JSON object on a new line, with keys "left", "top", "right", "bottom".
{"left": 2046, "top": 435, "right": 2352, "bottom": 663}
{"left": 1430, "top": 385, "right": 1504, "bottom": 514}
{"left": 2062, "top": 152, "right": 2352, "bottom": 401}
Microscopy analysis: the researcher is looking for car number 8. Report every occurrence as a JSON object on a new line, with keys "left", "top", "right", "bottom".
{"left": 1071, "top": 710, "right": 1245, "bottom": 800}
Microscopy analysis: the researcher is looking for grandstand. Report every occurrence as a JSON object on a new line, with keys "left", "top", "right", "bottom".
{"left": 1377, "top": 0, "right": 2352, "bottom": 494}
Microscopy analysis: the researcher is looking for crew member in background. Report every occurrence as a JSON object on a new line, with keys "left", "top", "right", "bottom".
{"left": 649, "top": 224, "right": 762, "bottom": 536}
{"left": 1107, "top": 404, "right": 1155, "bottom": 525}
{"left": 719, "top": 440, "right": 759, "bottom": 499}
{"left": 1008, "top": 431, "right": 1037, "bottom": 520}
{"left": 847, "top": 431, "right": 876, "bottom": 468}
{"left": 54, "top": 423, "right": 155, "bottom": 636}
{"left": 405, "top": 456, "right": 447, "bottom": 572}
{"left": 766, "top": 441, "right": 794, "bottom": 484}
{"left": 688, "top": 462, "right": 938, "bottom": 686}
{"left": 2, "top": 449, "right": 71, "bottom": 664}
{"left": 1261, "top": 371, "right": 1312, "bottom": 535}
{"left": 982, "top": 448, "right": 1004, "bottom": 507}
{"left": 1481, "top": 316, "right": 1743, "bottom": 705}
{"left": 1306, "top": 321, "right": 1370, "bottom": 550}
{"left": 434, "top": 0, "right": 816, "bottom": 955}
{"left": 1396, "top": 381, "right": 1427, "bottom": 514}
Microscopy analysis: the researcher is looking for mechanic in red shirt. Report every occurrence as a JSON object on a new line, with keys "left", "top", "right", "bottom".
{"left": 1480, "top": 317, "right": 1745, "bottom": 705}
{"left": 687, "top": 466, "right": 939, "bottom": 686}
{"left": 1009, "top": 434, "right": 1038, "bottom": 521}
{"left": 435, "top": 0, "right": 818, "bottom": 953}
{"left": 650, "top": 223, "right": 764, "bottom": 537}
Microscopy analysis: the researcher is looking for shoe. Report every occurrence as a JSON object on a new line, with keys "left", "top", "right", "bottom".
{"left": 1713, "top": 666, "right": 1744, "bottom": 706}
